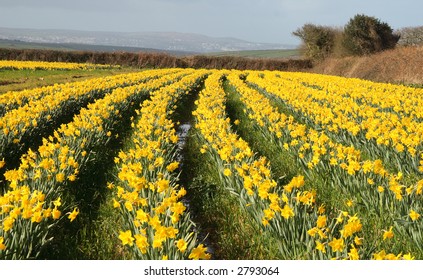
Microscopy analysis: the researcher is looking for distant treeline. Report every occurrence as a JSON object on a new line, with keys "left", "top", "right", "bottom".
{"left": 0, "top": 48, "right": 312, "bottom": 71}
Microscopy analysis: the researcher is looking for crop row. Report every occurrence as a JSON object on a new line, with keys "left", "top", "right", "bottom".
{"left": 246, "top": 71, "right": 423, "bottom": 174}
{"left": 0, "top": 60, "right": 116, "bottom": 71}
{"left": 111, "top": 69, "right": 210, "bottom": 259}
{"left": 0, "top": 68, "right": 193, "bottom": 259}
{"left": 227, "top": 71, "right": 418, "bottom": 259}
{"left": 0, "top": 70, "right": 179, "bottom": 117}
{"left": 0, "top": 69, "right": 182, "bottom": 189}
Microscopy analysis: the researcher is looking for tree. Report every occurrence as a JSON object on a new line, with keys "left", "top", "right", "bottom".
{"left": 397, "top": 26, "right": 423, "bottom": 46}
{"left": 292, "top": 24, "right": 337, "bottom": 60}
{"left": 342, "top": 14, "right": 400, "bottom": 55}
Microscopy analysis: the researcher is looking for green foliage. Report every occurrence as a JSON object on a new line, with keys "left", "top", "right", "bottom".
{"left": 293, "top": 14, "right": 400, "bottom": 59}
{"left": 342, "top": 14, "right": 400, "bottom": 55}
{"left": 292, "top": 24, "right": 338, "bottom": 60}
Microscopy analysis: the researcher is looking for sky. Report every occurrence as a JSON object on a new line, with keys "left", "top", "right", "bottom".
{"left": 0, "top": 0, "right": 422, "bottom": 45}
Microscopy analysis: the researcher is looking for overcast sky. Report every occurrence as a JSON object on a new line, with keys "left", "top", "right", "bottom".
{"left": 0, "top": 0, "right": 422, "bottom": 45}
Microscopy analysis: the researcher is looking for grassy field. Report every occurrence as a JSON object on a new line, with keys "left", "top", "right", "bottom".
{"left": 0, "top": 39, "right": 192, "bottom": 55}
{"left": 205, "top": 49, "right": 300, "bottom": 59}
{"left": 0, "top": 68, "right": 136, "bottom": 93}
{"left": 0, "top": 39, "right": 73, "bottom": 51}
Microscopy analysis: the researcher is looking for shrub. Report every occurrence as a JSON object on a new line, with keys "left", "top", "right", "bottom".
{"left": 397, "top": 26, "right": 423, "bottom": 46}
{"left": 292, "top": 24, "right": 338, "bottom": 60}
{"left": 342, "top": 14, "right": 400, "bottom": 55}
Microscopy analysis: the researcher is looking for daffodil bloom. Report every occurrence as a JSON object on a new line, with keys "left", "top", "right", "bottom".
{"left": 171, "top": 202, "right": 186, "bottom": 216}
{"left": 43, "top": 208, "right": 52, "bottom": 218}
{"left": 2, "top": 216, "right": 15, "bottom": 232}
{"left": 52, "top": 207, "right": 61, "bottom": 220}
{"left": 373, "top": 250, "right": 386, "bottom": 260}
{"left": 124, "top": 201, "right": 133, "bottom": 211}
{"left": 31, "top": 211, "right": 43, "bottom": 223}
{"left": 348, "top": 245, "right": 359, "bottom": 260}
{"left": 53, "top": 197, "right": 62, "bottom": 207}
{"left": 166, "top": 162, "right": 179, "bottom": 172}
{"left": 152, "top": 236, "right": 164, "bottom": 249}
{"left": 0, "top": 237, "right": 6, "bottom": 250}
{"left": 119, "top": 230, "right": 134, "bottom": 246}
{"left": 189, "top": 244, "right": 211, "bottom": 260}
{"left": 316, "top": 215, "right": 327, "bottom": 228}
{"left": 153, "top": 157, "right": 165, "bottom": 167}
{"left": 341, "top": 216, "right": 362, "bottom": 238}
{"left": 112, "top": 199, "right": 120, "bottom": 208}
{"left": 68, "top": 174, "right": 77, "bottom": 182}
{"left": 315, "top": 241, "right": 326, "bottom": 253}
{"left": 409, "top": 209, "right": 420, "bottom": 221}
{"left": 317, "top": 204, "right": 326, "bottom": 214}
{"left": 307, "top": 227, "right": 319, "bottom": 238}
{"left": 384, "top": 253, "right": 400, "bottom": 260}
{"left": 223, "top": 168, "right": 232, "bottom": 177}
{"left": 354, "top": 236, "right": 363, "bottom": 246}
{"left": 176, "top": 239, "right": 188, "bottom": 253}
{"left": 281, "top": 204, "right": 295, "bottom": 219}
{"left": 328, "top": 237, "right": 344, "bottom": 253}
{"left": 68, "top": 208, "right": 79, "bottom": 222}
{"left": 383, "top": 226, "right": 394, "bottom": 240}
{"left": 156, "top": 179, "right": 170, "bottom": 192}
{"left": 345, "top": 199, "right": 354, "bottom": 207}
{"left": 136, "top": 209, "right": 148, "bottom": 223}
{"left": 135, "top": 234, "right": 148, "bottom": 254}
{"left": 403, "top": 253, "right": 415, "bottom": 260}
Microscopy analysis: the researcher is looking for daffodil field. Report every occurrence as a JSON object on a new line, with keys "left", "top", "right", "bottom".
{"left": 0, "top": 60, "right": 116, "bottom": 70}
{"left": 1, "top": 61, "right": 423, "bottom": 260}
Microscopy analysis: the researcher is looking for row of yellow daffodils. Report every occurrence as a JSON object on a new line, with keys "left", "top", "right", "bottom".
{"left": 0, "top": 60, "right": 116, "bottom": 71}
{"left": 227, "top": 71, "right": 415, "bottom": 259}
{"left": 0, "top": 70, "right": 175, "bottom": 117}
{"left": 0, "top": 69, "right": 179, "bottom": 187}
{"left": 0, "top": 69, "right": 188, "bottom": 259}
{"left": 227, "top": 72, "right": 363, "bottom": 259}
{"left": 193, "top": 70, "right": 278, "bottom": 223}
{"left": 245, "top": 71, "right": 423, "bottom": 211}
{"left": 193, "top": 71, "right": 311, "bottom": 258}
{"left": 112, "top": 69, "right": 211, "bottom": 260}
{"left": 246, "top": 71, "right": 423, "bottom": 175}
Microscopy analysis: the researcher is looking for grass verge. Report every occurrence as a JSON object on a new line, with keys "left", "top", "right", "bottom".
{"left": 0, "top": 67, "right": 136, "bottom": 94}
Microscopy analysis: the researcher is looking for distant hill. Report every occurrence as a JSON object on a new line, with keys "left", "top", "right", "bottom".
{"left": 0, "top": 39, "right": 194, "bottom": 56}
{"left": 205, "top": 49, "right": 301, "bottom": 59}
{"left": 0, "top": 27, "right": 295, "bottom": 53}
